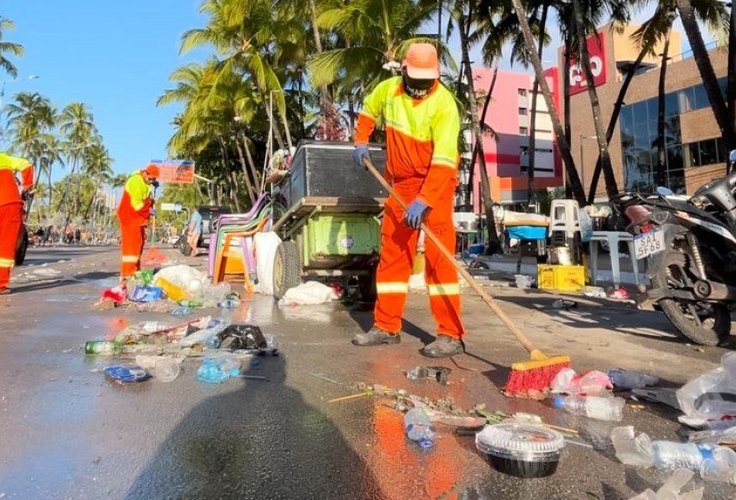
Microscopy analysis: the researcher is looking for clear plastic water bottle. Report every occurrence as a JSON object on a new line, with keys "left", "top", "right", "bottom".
{"left": 700, "top": 445, "right": 736, "bottom": 484}
{"left": 651, "top": 441, "right": 715, "bottom": 470}
{"left": 404, "top": 408, "right": 436, "bottom": 449}
{"left": 608, "top": 369, "right": 659, "bottom": 389}
{"left": 553, "top": 395, "right": 625, "bottom": 421}
{"left": 170, "top": 305, "right": 192, "bottom": 317}
{"left": 217, "top": 299, "right": 240, "bottom": 309}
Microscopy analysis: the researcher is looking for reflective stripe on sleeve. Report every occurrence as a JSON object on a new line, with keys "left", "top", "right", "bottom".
{"left": 121, "top": 255, "right": 140, "bottom": 263}
{"left": 0, "top": 257, "right": 15, "bottom": 268}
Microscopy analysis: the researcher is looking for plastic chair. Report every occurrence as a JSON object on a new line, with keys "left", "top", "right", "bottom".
{"left": 589, "top": 231, "right": 640, "bottom": 288}
{"left": 213, "top": 217, "right": 269, "bottom": 287}
{"left": 548, "top": 200, "right": 580, "bottom": 239}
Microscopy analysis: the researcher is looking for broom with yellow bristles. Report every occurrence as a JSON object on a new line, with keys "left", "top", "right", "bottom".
{"left": 364, "top": 158, "right": 570, "bottom": 398}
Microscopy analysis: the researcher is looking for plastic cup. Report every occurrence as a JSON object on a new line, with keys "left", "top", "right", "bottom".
{"left": 154, "top": 358, "right": 180, "bottom": 383}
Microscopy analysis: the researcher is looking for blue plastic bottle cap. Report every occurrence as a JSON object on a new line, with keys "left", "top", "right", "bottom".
{"left": 552, "top": 395, "right": 565, "bottom": 409}
{"left": 697, "top": 444, "right": 715, "bottom": 460}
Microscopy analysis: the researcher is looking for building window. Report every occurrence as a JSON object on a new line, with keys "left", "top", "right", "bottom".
{"left": 518, "top": 107, "right": 528, "bottom": 116}
{"left": 518, "top": 89, "right": 527, "bottom": 97}
{"left": 519, "top": 127, "right": 528, "bottom": 136}
{"left": 699, "top": 139, "right": 718, "bottom": 166}
{"left": 520, "top": 146, "right": 529, "bottom": 155}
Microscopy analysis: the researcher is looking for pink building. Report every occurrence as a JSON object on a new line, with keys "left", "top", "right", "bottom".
{"left": 469, "top": 67, "right": 563, "bottom": 209}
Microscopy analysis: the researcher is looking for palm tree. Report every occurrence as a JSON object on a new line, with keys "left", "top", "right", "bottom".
{"left": 59, "top": 102, "right": 97, "bottom": 221}
{"left": 674, "top": 0, "right": 735, "bottom": 153}
{"left": 0, "top": 17, "right": 23, "bottom": 78}
{"left": 6, "top": 91, "right": 56, "bottom": 183}
{"left": 506, "top": 0, "right": 587, "bottom": 204}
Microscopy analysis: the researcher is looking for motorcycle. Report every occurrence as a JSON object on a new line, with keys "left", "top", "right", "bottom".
{"left": 612, "top": 149, "right": 736, "bottom": 346}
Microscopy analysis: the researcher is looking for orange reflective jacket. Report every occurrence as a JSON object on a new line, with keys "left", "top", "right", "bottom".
{"left": 354, "top": 76, "right": 460, "bottom": 207}
{"left": 0, "top": 153, "right": 33, "bottom": 207}
{"left": 117, "top": 171, "right": 153, "bottom": 226}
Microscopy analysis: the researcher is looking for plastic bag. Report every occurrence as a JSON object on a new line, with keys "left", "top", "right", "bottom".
{"left": 216, "top": 324, "right": 268, "bottom": 351}
{"left": 580, "top": 208, "right": 593, "bottom": 242}
{"left": 277, "top": 281, "right": 339, "bottom": 306}
{"left": 550, "top": 368, "right": 612, "bottom": 395}
{"left": 130, "top": 286, "right": 165, "bottom": 302}
{"left": 254, "top": 232, "right": 282, "bottom": 295}
{"left": 677, "top": 352, "right": 736, "bottom": 420}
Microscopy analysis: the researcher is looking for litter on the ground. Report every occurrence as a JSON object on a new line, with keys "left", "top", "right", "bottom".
{"left": 406, "top": 366, "right": 452, "bottom": 386}
{"left": 550, "top": 368, "right": 612, "bottom": 396}
{"left": 104, "top": 365, "right": 151, "bottom": 384}
{"left": 130, "top": 285, "right": 164, "bottom": 302}
{"left": 475, "top": 422, "right": 565, "bottom": 478}
{"left": 583, "top": 286, "right": 607, "bottom": 299}
{"left": 196, "top": 355, "right": 241, "bottom": 384}
{"left": 553, "top": 394, "right": 625, "bottom": 421}
{"left": 551, "top": 299, "right": 577, "bottom": 310}
{"left": 514, "top": 274, "right": 534, "bottom": 289}
{"left": 404, "top": 408, "right": 436, "bottom": 449}
{"left": 608, "top": 368, "right": 660, "bottom": 389}
{"left": 628, "top": 468, "right": 703, "bottom": 500}
{"left": 277, "top": 281, "right": 340, "bottom": 306}
{"left": 677, "top": 352, "right": 736, "bottom": 421}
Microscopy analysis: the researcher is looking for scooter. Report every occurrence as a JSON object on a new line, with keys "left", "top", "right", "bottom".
{"left": 613, "top": 149, "right": 736, "bottom": 346}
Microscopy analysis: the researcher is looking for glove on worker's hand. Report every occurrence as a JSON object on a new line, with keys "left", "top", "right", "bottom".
{"left": 352, "top": 145, "right": 371, "bottom": 169}
{"left": 404, "top": 199, "right": 429, "bottom": 229}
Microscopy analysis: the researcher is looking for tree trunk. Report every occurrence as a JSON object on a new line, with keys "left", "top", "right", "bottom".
{"left": 587, "top": 41, "right": 649, "bottom": 201}
{"left": 573, "top": 0, "right": 618, "bottom": 201}
{"left": 262, "top": 90, "right": 286, "bottom": 150}
{"left": 459, "top": 5, "right": 501, "bottom": 253}
{"left": 229, "top": 170, "right": 242, "bottom": 213}
{"left": 527, "top": 4, "right": 549, "bottom": 205}
{"left": 676, "top": 0, "right": 736, "bottom": 153}
{"left": 563, "top": 50, "right": 572, "bottom": 198}
{"left": 234, "top": 137, "right": 257, "bottom": 205}
{"left": 511, "top": 0, "right": 586, "bottom": 204}
{"left": 656, "top": 30, "right": 672, "bottom": 186}
{"left": 241, "top": 133, "right": 262, "bottom": 191}
{"left": 728, "top": 5, "right": 735, "bottom": 146}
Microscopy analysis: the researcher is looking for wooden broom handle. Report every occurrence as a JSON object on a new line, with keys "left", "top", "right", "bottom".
{"left": 364, "top": 158, "right": 537, "bottom": 354}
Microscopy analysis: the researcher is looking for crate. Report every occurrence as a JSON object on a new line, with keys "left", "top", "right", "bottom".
{"left": 537, "top": 265, "right": 556, "bottom": 290}
{"left": 537, "top": 264, "right": 586, "bottom": 292}
{"left": 280, "top": 140, "right": 387, "bottom": 209}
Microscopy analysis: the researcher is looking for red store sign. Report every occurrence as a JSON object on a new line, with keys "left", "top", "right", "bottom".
{"left": 567, "top": 32, "right": 607, "bottom": 96}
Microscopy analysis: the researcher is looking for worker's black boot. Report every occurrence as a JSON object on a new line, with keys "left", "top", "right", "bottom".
{"left": 351, "top": 326, "right": 401, "bottom": 346}
{"left": 421, "top": 335, "right": 463, "bottom": 358}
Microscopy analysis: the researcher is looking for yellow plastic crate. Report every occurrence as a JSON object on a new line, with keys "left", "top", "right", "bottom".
{"left": 537, "top": 264, "right": 586, "bottom": 292}
{"left": 537, "top": 265, "right": 556, "bottom": 291}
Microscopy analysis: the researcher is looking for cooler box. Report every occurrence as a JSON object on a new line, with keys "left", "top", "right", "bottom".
{"left": 280, "top": 141, "right": 388, "bottom": 209}
{"left": 507, "top": 225, "right": 548, "bottom": 240}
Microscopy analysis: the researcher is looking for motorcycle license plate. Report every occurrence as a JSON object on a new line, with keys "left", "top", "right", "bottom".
{"left": 634, "top": 230, "right": 665, "bottom": 260}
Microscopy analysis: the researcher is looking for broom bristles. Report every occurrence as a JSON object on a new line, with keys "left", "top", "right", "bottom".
{"left": 504, "top": 356, "right": 570, "bottom": 399}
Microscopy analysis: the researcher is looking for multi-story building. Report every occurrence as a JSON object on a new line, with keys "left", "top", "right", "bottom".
{"left": 465, "top": 67, "right": 563, "bottom": 211}
{"left": 562, "top": 24, "right": 731, "bottom": 198}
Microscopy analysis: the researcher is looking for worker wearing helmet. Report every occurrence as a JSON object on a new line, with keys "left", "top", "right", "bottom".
{"left": 351, "top": 43, "right": 465, "bottom": 358}
{"left": 117, "top": 164, "right": 159, "bottom": 283}
{"left": 0, "top": 153, "right": 34, "bottom": 295}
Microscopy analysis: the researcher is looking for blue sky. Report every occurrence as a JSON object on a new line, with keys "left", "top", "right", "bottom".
{"left": 2, "top": 0, "right": 207, "bottom": 178}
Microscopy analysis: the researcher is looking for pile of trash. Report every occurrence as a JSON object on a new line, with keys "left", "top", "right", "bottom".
{"left": 95, "top": 264, "right": 236, "bottom": 312}
{"left": 84, "top": 316, "right": 278, "bottom": 385}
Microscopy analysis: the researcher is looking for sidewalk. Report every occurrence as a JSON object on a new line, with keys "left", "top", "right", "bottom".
{"left": 471, "top": 251, "right": 647, "bottom": 286}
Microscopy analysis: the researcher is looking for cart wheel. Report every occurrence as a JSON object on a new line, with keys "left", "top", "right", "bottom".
{"left": 15, "top": 230, "right": 28, "bottom": 266}
{"left": 273, "top": 240, "right": 301, "bottom": 300}
{"left": 358, "top": 269, "right": 377, "bottom": 303}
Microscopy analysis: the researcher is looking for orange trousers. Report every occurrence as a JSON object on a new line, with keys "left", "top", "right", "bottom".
{"left": 373, "top": 178, "right": 464, "bottom": 338}
{"left": 0, "top": 203, "right": 22, "bottom": 289}
{"left": 120, "top": 223, "right": 145, "bottom": 278}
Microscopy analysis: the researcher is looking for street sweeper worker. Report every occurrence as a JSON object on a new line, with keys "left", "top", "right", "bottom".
{"left": 351, "top": 42, "right": 465, "bottom": 358}
{"left": 0, "top": 153, "right": 34, "bottom": 295}
{"left": 117, "top": 164, "right": 159, "bottom": 284}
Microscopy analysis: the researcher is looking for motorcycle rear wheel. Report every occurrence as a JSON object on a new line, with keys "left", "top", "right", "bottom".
{"left": 652, "top": 249, "right": 731, "bottom": 346}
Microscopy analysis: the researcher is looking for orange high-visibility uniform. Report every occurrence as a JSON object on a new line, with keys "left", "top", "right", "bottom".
{"left": 355, "top": 76, "right": 464, "bottom": 339}
{"left": 0, "top": 153, "right": 33, "bottom": 290}
{"left": 117, "top": 171, "right": 153, "bottom": 278}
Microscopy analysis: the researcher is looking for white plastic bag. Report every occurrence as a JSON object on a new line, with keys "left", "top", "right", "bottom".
{"left": 677, "top": 352, "right": 736, "bottom": 420}
{"left": 277, "top": 281, "right": 338, "bottom": 306}
{"left": 254, "top": 232, "right": 282, "bottom": 295}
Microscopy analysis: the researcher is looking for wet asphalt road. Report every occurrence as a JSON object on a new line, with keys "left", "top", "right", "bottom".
{"left": 1, "top": 247, "right": 735, "bottom": 499}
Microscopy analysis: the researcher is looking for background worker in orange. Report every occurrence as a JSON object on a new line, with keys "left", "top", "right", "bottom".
{"left": 117, "top": 164, "right": 159, "bottom": 283}
{"left": 0, "top": 153, "right": 34, "bottom": 295}
{"left": 351, "top": 43, "right": 465, "bottom": 358}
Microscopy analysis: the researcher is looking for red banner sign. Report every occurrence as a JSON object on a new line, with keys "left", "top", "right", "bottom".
{"left": 567, "top": 33, "right": 607, "bottom": 96}
{"left": 149, "top": 160, "right": 195, "bottom": 184}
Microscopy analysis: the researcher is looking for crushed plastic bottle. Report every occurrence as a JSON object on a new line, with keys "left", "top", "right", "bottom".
{"left": 608, "top": 368, "right": 659, "bottom": 390}
{"left": 196, "top": 356, "right": 241, "bottom": 384}
{"left": 700, "top": 445, "right": 736, "bottom": 484}
{"left": 135, "top": 355, "right": 181, "bottom": 383}
{"left": 404, "top": 408, "right": 436, "bottom": 449}
{"left": 611, "top": 426, "right": 654, "bottom": 467}
{"left": 629, "top": 468, "right": 703, "bottom": 500}
{"left": 217, "top": 299, "right": 240, "bottom": 309}
{"left": 651, "top": 441, "right": 715, "bottom": 470}
{"left": 85, "top": 340, "right": 122, "bottom": 355}
{"left": 170, "top": 305, "right": 192, "bottom": 317}
{"left": 553, "top": 395, "right": 625, "bottom": 421}
{"left": 104, "top": 365, "right": 151, "bottom": 384}
{"left": 179, "top": 319, "right": 231, "bottom": 347}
